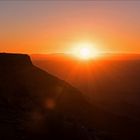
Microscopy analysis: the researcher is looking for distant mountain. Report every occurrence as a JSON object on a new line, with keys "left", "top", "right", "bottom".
{"left": 32, "top": 53, "right": 140, "bottom": 139}
{"left": 32, "top": 53, "right": 140, "bottom": 61}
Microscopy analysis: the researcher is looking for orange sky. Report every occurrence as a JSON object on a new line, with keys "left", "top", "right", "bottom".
{"left": 0, "top": 1, "right": 140, "bottom": 54}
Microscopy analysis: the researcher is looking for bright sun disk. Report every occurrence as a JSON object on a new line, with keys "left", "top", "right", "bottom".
{"left": 79, "top": 47, "right": 91, "bottom": 59}
{"left": 72, "top": 42, "right": 99, "bottom": 60}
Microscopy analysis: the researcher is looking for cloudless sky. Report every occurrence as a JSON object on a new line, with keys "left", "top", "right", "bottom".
{"left": 0, "top": 1, "right": 140, "bottom": 54}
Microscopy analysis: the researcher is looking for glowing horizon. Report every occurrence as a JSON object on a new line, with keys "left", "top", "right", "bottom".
{"left": 0, "top": 1, "right": 140, "bottom": 54}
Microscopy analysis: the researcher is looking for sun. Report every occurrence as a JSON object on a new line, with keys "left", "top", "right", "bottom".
{"left": 79, "top": 47, "right": 91, "bottom": 59}
{"left": 72, "top": 42, "right": 99, "bottom": 60}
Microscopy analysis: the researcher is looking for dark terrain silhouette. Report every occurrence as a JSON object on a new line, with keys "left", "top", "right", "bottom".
{"left": 32, "top": 53, "right": 140, "bottom": 140}
{"left": 0, "top": 53, "right": 108, "bottom": 140}
{"left": 0, "top": 53, "right": 140, "bottom": 140}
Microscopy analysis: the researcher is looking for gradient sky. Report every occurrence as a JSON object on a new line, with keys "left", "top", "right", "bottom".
{"left": 0, "top": 1, "right": 140, "bottom": 54}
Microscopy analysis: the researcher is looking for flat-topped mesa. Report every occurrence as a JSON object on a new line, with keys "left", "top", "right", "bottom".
{"left": 0, "top": 53, "right": 32, "bottom": 67}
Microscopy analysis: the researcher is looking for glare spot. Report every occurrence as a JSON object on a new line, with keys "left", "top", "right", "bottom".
{"left": 45, "top": 98, "right": 55, "bottom": 109}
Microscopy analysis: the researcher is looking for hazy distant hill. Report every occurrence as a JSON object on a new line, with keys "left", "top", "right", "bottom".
{"left": 32, "top": 53, "right": 140, "bottom": 139}
{"left": 32, "top": 53, "right": 140, "bottom": 61}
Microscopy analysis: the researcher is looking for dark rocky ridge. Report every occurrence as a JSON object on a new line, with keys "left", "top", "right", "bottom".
{"left": 0, "top": 53, "right": 97, "bottom": 140}
{"left": 0, "top": 53, "right": 32, "bottom": 66}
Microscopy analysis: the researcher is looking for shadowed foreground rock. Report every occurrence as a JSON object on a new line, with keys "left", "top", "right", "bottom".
{"left": 0, "top": 53, "right": 98, "bottom": 140}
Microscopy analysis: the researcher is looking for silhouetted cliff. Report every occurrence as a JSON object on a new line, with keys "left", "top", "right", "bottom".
{"left": 0, "top": 53, "right": 98, "bottom": 140}
{"left": 0, "top": 53, "right": 32, "bottom": 66}
{"left": 2, "top": 53, "right": 138, "bottom": 140}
